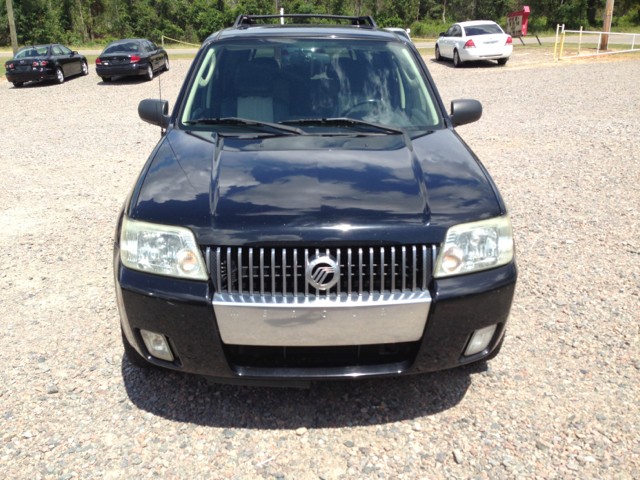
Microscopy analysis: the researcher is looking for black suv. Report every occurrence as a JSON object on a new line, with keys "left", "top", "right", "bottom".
{"left": 115, "top": 15, "right": 517, "bottom": 386}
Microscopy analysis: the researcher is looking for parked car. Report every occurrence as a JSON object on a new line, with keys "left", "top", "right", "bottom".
{"left": 96, "top": 39, "right": 168, "bottom": 82}
{"left": 115, "top": 14, "right": 517, "bottom": 386}
{"left": 384, "top": 27, "right": 412, "bottom": 42}
{"left": 4, "top": 44, "right": 88, "bottom": 87}
{"left": 435, "top": 20, "right": 513, "bottom": 67}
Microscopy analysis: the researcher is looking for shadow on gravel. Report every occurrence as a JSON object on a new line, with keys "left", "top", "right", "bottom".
{"left": 121, "top": 359, "right": 484, "bottom": 429}
{"left": 12, "top": 75, "right": 84, "bottom": 89}
{"left": 429, "top": 59, "right": 504, "bottom": 69}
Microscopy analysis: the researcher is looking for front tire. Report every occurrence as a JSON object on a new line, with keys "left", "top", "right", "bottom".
{"left": 13, "top": 82, "right": 23, "bottom": 88}
{"left": 163, "top": 56, "right": 170, "bottom": 71}
{"left": 81, "top": 60, "right": 88, "bottom": 76}
{"left": 145, "top": 64, "right": 153, "bottom": 81}
{"left": 121, "top": 328, "right": 153, "bottom": 370}
{"left": 55, "top": 67, "right": 65, "bottom": 84}
{"left": 497, "top": 57, "right": 509, "bottom": 66}
{"left": 453, "top": 50, "right": 463, "bottom": 68}
{"left": 435, "top": 45, "right": 442, "bottom": 61}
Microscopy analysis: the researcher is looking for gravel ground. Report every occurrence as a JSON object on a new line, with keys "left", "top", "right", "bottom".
{"left": 1, "top": 52, "right": 639, "bottom": 480}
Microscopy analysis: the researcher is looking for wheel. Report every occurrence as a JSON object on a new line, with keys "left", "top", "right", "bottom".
{"left": 81, "top": 60, "right": 88, "bottom": 76}
{"left": 13, "top": 82, "right": 23, "bottom": 88}
{"left": 101, "top": 76, "right": 111, "bottom": 82}
{"left": 145, "top": 64, "right": 153, "bottom": 81}
{"left": 435, "top": 45, "right": 441, "bottom": 61}
{"left": 163, "top": 56, "right": 170, "bottom": 71}
{"left": 121, "top": 328, "right": 153, "bottom": 369}
{"left": 453, "top": 50, "right": 463, "bottom": 68}
{"left": 55, "top": 67, "right": 65, "bottom": 84}
{"left": 484, "top": 335, "right": 505, "bottom": 361}
{"left": 497, "top": 57, "right": 509, "bottom": 66}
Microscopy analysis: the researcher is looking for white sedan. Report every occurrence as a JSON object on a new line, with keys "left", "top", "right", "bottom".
{"left": 435, "top": 21, "right": 513, "bottom": 67}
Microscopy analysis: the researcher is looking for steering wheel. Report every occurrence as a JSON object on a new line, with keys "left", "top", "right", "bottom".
{"left": 341, "top": 99, "right": 384, "bottom": 117}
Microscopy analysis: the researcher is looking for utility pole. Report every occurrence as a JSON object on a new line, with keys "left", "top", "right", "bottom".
{"left": 600, "top": 0, "right": 614, "bottom": 50}
{"left": 6, "top": 0, "right": 19, "bottom": 56}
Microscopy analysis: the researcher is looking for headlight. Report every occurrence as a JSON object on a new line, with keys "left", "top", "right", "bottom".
{"left": 120, "top": 217, "right": 208, "bottom": 281}
{"left": 434, "top": 216, "right": 513, "bottom": 278}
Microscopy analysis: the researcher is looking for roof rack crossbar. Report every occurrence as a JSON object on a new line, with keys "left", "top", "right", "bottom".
{"left": 233, "top": 14, "right": 377, "bottom": 29}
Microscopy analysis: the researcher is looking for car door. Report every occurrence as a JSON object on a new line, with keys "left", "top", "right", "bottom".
{"left": 144, "top": 41, "right": 157, "bottom": 70}
{"left": 51, "top": 45, "right": 67, "bottom": 74}
{"left": 452, "top": 26, "right": 464, "bottom": 55}
{"left": 59, "top": 45, "right": 80, "bottom": 74}
{"left": 440, "top": 26, "right": 456, "bottom": 58}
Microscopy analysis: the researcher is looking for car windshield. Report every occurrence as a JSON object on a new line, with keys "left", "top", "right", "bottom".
{"left": 180, "top": 39, "right": 442, "bottom": 133}
{"left": 463, "top": 24, "right": 504, "bottom": 36}
{"left": 104, "top": 42, "right": 139, "bottom": 54}
{"left": 15, "top": 46, "right": 49, "bottom": 58}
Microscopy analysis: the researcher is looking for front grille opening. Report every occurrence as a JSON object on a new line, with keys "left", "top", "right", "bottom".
{"left": 225, "top": 341, "right": 420, "bottom": 369}
{"left": 211, "top": 245, "right": 434, "bottom": 297}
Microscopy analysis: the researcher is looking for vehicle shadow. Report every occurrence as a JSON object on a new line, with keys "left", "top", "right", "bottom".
{"left": 97, "top": 69, "right": 169, "bottom": 85}
{"left": 121, "top": 359, "right": 485, "bottom": 430}
{"left": 429, "top": 58, "right": 503, "bottom": 69}
{"left": 12, "top": 74, "right": 85, "bottom": 89}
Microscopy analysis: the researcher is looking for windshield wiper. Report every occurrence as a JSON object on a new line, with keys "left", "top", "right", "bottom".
{"left": 183, "top": 117, "right": 303, "bottom": 135}
{"left": 280, "top": 117, "right": 403, "bottom": 135}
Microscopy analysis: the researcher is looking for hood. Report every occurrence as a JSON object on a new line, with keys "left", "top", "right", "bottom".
{"left": 133, "top": 128, "right": 502, "bottom": 245}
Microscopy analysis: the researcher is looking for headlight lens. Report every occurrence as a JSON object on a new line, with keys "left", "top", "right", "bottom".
{"left": 120, "top": 217, "right": 208, "bottom": 281}
{"left": 434, "top": 216, "right": 513, "bottom": 278}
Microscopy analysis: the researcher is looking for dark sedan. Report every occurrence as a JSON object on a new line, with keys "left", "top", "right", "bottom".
{"left": 4, "top": 44, "right": 88, "bottom": 87}
{"left": 96, "top": 39, "right": 169, "bottom": 82}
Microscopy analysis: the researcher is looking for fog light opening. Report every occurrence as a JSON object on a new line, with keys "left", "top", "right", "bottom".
{"left": 464, "top": 324, "right": 497, "bottom": 356}
{"left": 140, "top": 330, "right": 174, "bottom": 362}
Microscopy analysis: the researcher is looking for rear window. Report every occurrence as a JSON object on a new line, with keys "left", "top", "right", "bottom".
{"left": 104, "top": 42, "right": 139, "bottom": 54}
{"left": 15, "top": 46, "right": 49, "bottom": 58}
{"left": 463, "top": 24, "right": 504, "bottom": 36}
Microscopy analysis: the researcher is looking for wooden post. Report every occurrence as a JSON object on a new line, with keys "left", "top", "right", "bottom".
{"left": 6, "top": 0, "right": 19, "bottom": 56}
{"left": 600, "top": 0, "right": 614, "bottom": 51}
{"left": 578, "top": 26, "right": 583, "bottom": 55}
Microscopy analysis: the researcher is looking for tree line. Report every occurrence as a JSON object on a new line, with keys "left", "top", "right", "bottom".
{"left": 2, "top": 0, "right": 639, "bottom": 47}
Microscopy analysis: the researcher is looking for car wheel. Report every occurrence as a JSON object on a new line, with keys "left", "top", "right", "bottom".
{"left": 453, "top": 50, "right": 463, "bottom": 68}
{"left": 55, "top": 67, "right": 65, "bottom": 84}
{"left": 163, "top": 56, "right": 170, "bottom": 71}
{"left": 81, "top": 60, "right": 88, "bottom": 76}
{"left": 497, "top": 57, "right": 509, "bottom": 66}
{"left": 13, "top": 82, "right": 23, "bottom": 88}
{"left": 145, "top": 64, "right": 153, "bottom": 81}
{"left": 435, "top": 45, "right": 441, "bottom": 61}
{"left": 121, "top": 328, "right": 154, "bottom": 370}
{"left": 101, "top": 76, "right": 111, "bottom": 82}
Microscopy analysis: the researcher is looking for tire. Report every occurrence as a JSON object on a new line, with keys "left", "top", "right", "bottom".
{"left": 163, "top": 56, "right": 170, "bottom": 71}
{"left": 435, "top": 45, "right": 441, "bottom": 61}
{"left": 497, "top": 57, "right": 509, "bottom": 66}
{"left": 121, "top": 328, "right": 153, "bottom": 369}
{"left": 453, "top": 50, "right": 463, "bottom": 68}
{"left": 145, "top": 64, "right": 153, "bottom": 81}
{"left": 101, "top": 76, "right": 111, "bottom": 82}
{"left": 13, "top": 82, "right": 23, "bottom": 88}
{"left": 81, "top": 60, "right": 88, "bottom": 76}
{"left": 55, "top": 67, "right": 65, "bottom": 84}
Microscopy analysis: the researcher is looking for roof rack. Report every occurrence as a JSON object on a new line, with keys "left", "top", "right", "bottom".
{"left": 233, "top": 14, "right": 377, "bottom": 29}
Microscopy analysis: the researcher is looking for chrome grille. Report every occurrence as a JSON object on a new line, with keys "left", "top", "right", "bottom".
{"left": 210, "top": 245, "right": 435, "bottom": 297}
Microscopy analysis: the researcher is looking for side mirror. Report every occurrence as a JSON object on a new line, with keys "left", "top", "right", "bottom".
{"left": 72, "top": 51, "right": 78, "bottom": 55}
{"left": 450, "top": 99, "right": 482, "bottom": 127}
{"left": 139, "top": 99, "right": 170, "bottom": 128}
{"left": 439, "top": 32, "right": 445, "bottom": 37}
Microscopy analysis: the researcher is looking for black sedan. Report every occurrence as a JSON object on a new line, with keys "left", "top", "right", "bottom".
{"left": 4, "top": 44, "right": 88, "bottom": 87}
{"left": 96, "top": 39, "right": 169, "bottom": 82}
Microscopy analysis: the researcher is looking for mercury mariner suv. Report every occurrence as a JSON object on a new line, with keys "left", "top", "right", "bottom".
{"left": 114, "top": 14, "right": 517, "bottom": 386}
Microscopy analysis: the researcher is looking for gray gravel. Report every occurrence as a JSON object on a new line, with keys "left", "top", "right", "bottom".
{"left": 1, "top": 53, "right": 639, "bottom": 479}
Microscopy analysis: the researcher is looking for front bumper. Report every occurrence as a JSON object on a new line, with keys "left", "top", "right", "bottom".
{"left": 6, "top": 68, "right": 56, "bottom": 82}
{"left": 114, "top": 243, "right": 517, "bottom": 382}
{"left": 96, "top": 64, "right": 147, "bottom": 77}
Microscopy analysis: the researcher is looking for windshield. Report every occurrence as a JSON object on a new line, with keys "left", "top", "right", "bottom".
{"left": 180, "top": 39, "right": 442, "bottom": 133}
{"left": 15, "top": 46, "right": 49, "bottom": 58}
{"left": 103, "top": 42, "right": 139, "bottom": 54}
{"left": 463, "top": 24, "right": 504, "bottom": 36}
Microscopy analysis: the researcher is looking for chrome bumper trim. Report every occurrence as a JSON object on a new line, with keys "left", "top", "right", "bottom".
{"left": 213, "top": 291, "right": 431, "bottom": 347}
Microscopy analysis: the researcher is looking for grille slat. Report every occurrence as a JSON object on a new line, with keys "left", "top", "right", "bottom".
{"left": 213, "top": 245, "right": 433, "bottom": 297}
